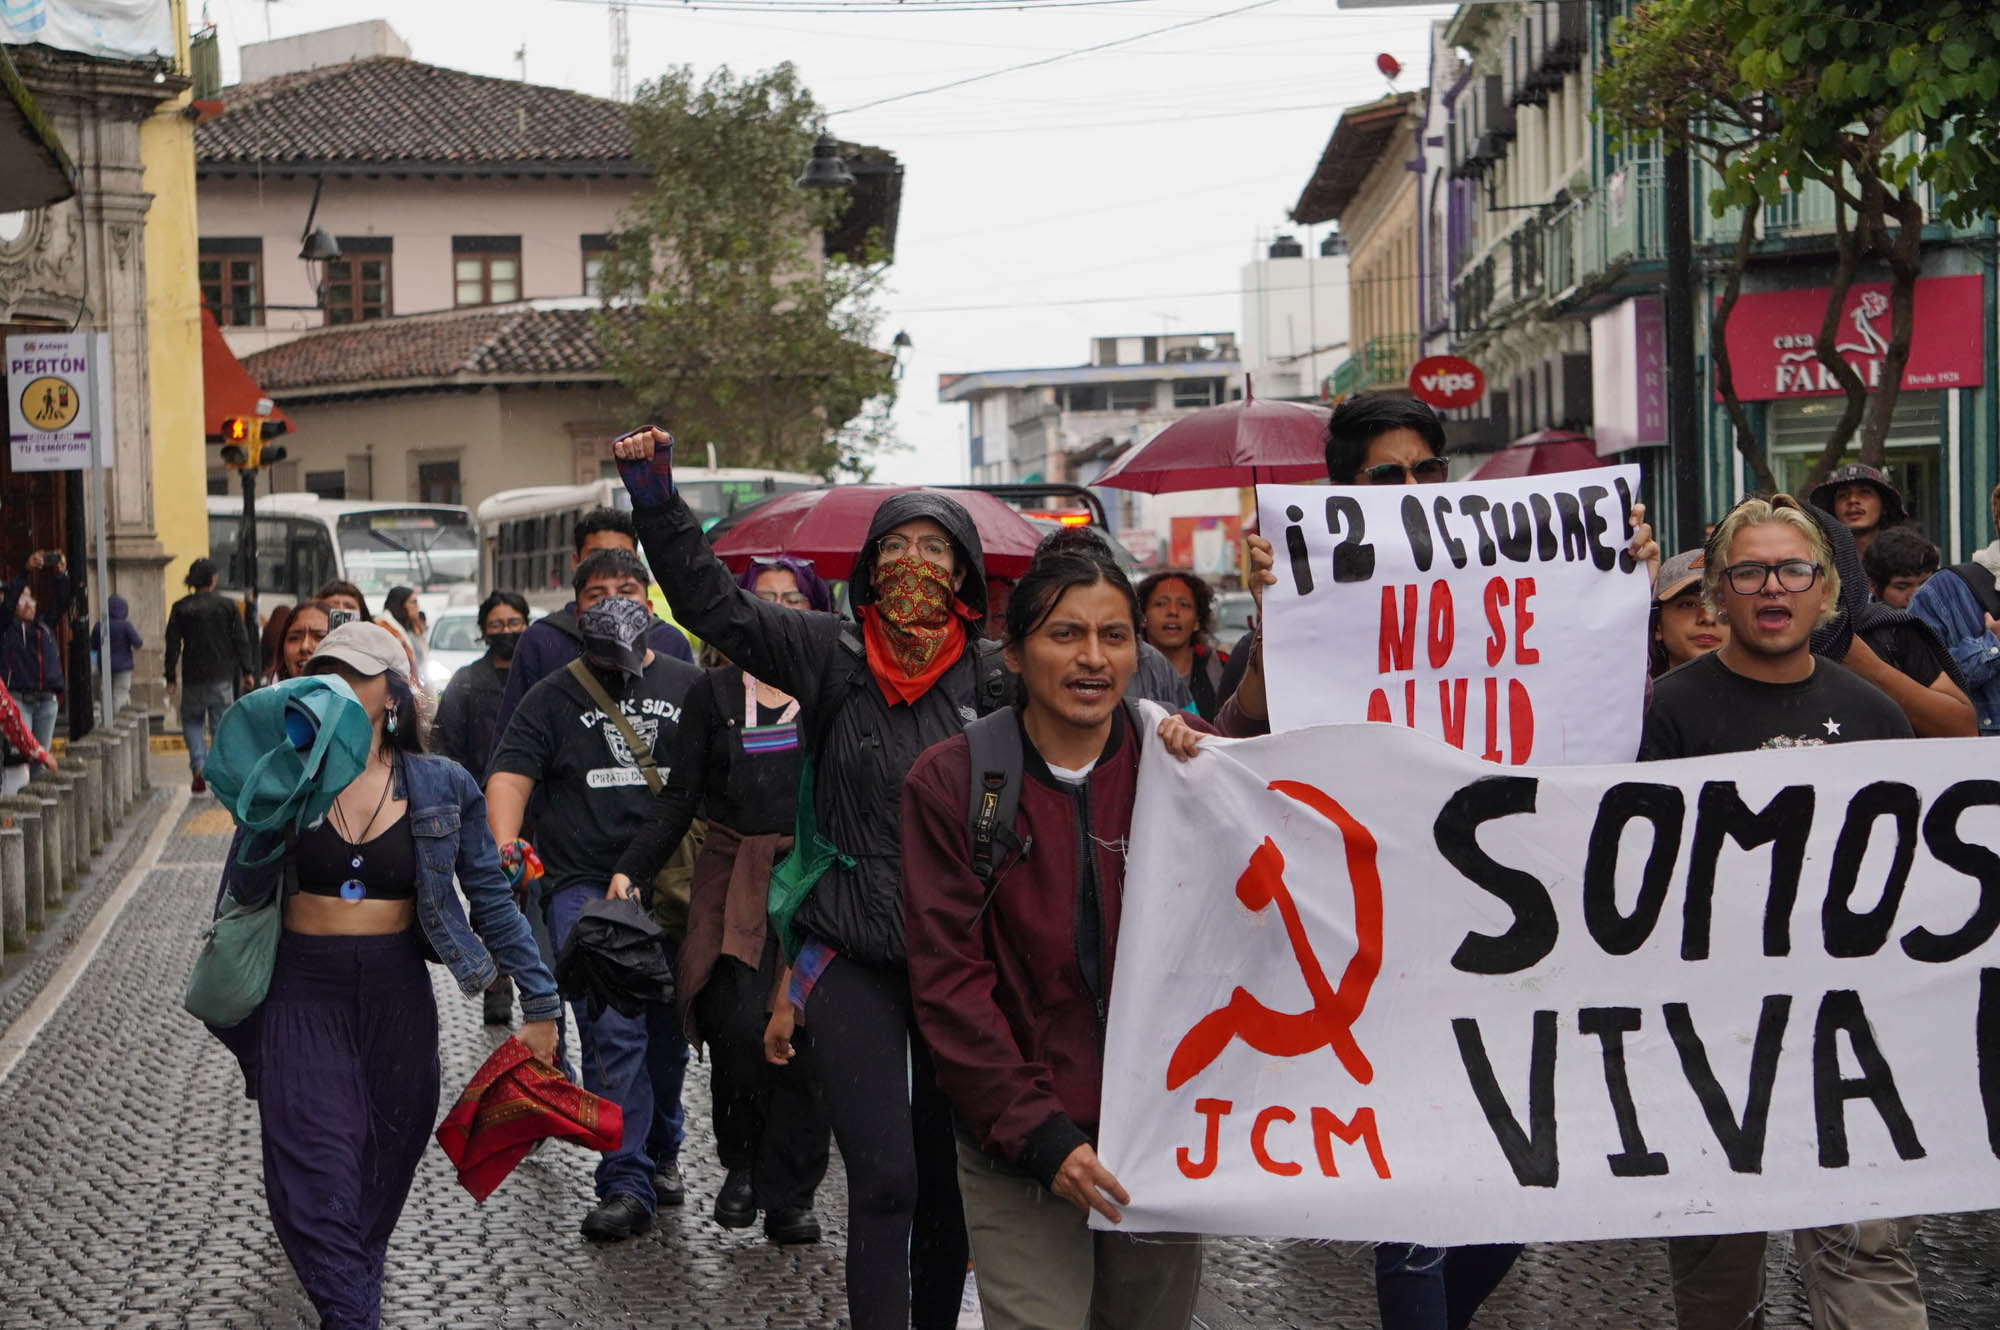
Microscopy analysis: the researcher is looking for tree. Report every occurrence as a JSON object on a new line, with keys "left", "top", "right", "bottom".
{"left": 595, "top": 63, "right": 898, "bottom": 478}
{"left": 1598, "top": 0, "right": 1780, "bottom": 493}
{"left": 1601, "top": 0, "right": 2000, "bottom": 481}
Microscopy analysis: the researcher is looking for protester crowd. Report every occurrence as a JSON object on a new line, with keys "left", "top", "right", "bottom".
{"left": 0, "top": 391, "right": 1949, "bottom": 1330}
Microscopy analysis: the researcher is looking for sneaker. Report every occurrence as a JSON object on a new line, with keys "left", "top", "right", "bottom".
{"left": 654, "top": 1160, "right": 687, "bottom": 1208}
{"left": 763, "top": 1206, "right": 822, "bottom": 1246}
{"left": 580, "top": 1193, "right": 653, "bottom": 1242}
{"left": 190, "top": 771, "right": 206, "bottom": 794}
{"left": 712, "top": 1168, "right": 756, "bottom": 1228}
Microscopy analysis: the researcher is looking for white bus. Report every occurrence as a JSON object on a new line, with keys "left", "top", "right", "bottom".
{"left": 477, "top": 468, "right": 820, "bottom": 610}
{"left": 206, "top": 493, "right": 482, "bottom": 622}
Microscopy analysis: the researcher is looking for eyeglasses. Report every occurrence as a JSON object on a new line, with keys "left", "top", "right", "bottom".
{"left": 1721, "top": 559, "right": 1822, "bottom": 595}
{"left": 483, "top": 617, "right": 527, "bottom": 633}
{"left": 878, "top": 534, "right": 953, "bottom": 561}
{"left": 755, "top": 590, "right": 812, "bottom": 607}
{"left": 1359, "top": 457, "right": 1451, "bottom": 485}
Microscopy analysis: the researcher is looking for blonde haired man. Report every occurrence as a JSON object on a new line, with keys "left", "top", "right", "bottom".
{"left": 1641, "top": 494, "right": 1924, "bottom": 1330}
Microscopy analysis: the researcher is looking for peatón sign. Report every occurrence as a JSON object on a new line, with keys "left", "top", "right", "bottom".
{"left": 1096, "top": 720, "right": 2000, "bottom": 1245}
{"left": 1256, "top": 467, "right": 1649, "bottom": 765}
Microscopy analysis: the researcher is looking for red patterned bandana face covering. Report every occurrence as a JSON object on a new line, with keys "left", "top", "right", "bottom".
{"left": 863, "top": 553, "right": 961, "bottom": 688}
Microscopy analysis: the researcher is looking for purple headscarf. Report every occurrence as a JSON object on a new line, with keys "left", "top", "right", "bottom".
{"left": 737, "top": 556, "right": 835, "bottom": 613}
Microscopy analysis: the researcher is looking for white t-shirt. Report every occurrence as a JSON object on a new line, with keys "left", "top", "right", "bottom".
{"left": 1046, "top": 759, "right": 1097, "bottom": 785}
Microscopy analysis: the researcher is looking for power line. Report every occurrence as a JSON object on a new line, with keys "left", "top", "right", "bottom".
{"left": 831, "top": 0, "right": 1278, "bottom": 115}
{"left": 892, "top": 271, "right": 1416, "bottom": 316}
{"left": 555, "top": 0, "right": 1158, "bottom": 12}
{"left": 879, "top": 98, "right": 1337, "bottom": 136}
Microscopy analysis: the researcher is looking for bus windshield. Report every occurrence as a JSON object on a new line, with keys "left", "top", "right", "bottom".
{"left": 336, "top": 509, "right": 478, "bottom": 598}
{"left": 678, "top": 478, "right": 819, "bottom": 529}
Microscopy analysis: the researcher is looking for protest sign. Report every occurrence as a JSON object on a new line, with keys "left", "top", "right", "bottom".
{"left": 1256, "top": 467, "right": 1649, "bottom": 765}
{"left": 1096, "top": 719, "right": 2000, "bottom": 1245}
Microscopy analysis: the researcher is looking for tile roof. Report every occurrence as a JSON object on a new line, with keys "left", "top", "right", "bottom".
{"left": 241, "top": 305, "right": 625, "bottom": 394}
{"left": 196, "top": 57, "right": 638, "bottom": 173}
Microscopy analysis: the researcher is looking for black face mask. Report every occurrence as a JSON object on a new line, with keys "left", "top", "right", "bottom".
{"left": 487, "top": 631, "right": 524, "bottom": 661}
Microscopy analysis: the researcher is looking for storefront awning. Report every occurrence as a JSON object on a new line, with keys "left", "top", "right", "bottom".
{"left": 0, "top": 45, "right": 75, "bottom": 212}
{"left": 201, "top": 305, "right": 291, "bottom": 439}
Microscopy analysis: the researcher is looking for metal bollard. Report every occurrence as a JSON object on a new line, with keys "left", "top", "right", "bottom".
{"left": 53, "top": 764, "right": 84, "bottom": 889}
{"left": 28, "top": 786, "right": 61, "bottom": 909}
{"left": 0, "top": 823, "right": 24, "bottom": 958}
{"left": 1, "top": 799, "right": 43, "bottom": 928}
{"left": 72, "top": 741, "right": 107, "bottom": 853}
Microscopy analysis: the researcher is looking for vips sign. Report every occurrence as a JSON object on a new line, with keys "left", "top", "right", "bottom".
{"left": 1256, "top": 467, "right": 1649, "bottom": 765}
{"left": 1096, "top": 720, "right": 2000, "bottom": 1244}
{"left": 1408, "top": 355, "right": 1485, "bottom": 410}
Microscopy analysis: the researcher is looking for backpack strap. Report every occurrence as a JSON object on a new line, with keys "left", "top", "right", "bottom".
{"left": 565, "top": 658, "right": 663, "bottom": 795}
{"left": 963, "top": 708, "right": 1025, "bottom": 889}
{"left": 1947, "top": 562, "right": 2000, "bottom": 620}
{"left": 971, "top": 637, "right": 1013, "bottom": 717}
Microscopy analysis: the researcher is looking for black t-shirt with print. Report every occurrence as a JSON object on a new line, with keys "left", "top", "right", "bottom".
{"left": 489, "top": 652, "right": 702, "bottom": 893}
{"left": 1638, "top": 650, "right": 1913, "bottom": 761}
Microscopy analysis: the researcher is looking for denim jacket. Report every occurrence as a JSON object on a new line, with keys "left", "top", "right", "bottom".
{"left": 217, "top": 751, "right": 560, "bottom": 1021}
{"left": 1908, "top": 568, "right": 2000, "bottom": 734}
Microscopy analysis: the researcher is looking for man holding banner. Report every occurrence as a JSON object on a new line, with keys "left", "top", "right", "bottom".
{"left": 1641, "top": 495, "right": 1927, "bottom": 1330}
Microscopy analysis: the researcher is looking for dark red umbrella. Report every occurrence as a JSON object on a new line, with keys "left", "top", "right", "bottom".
{"left": 708, "top": 484, "right": 1045, "bottom": 581}
{"left": 1465, "top": 428, "right": 1601, "bottom": 480}
{"left": 1092, "top": 378, "right": 1331, "bottom": 493}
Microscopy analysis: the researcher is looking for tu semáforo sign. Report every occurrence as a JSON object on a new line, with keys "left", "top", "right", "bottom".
{"left": 1256, "top": 466, "right": 1650, "bottom": 766}
{"left": 1095, "top": 718, "right": 2000, "bottom": 1244}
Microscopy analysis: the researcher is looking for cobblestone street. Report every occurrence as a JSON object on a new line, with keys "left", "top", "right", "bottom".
{"left": 4, "top": 778, "right": 2000, "bottom": 1328}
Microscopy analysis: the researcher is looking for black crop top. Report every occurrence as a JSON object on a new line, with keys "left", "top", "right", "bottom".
{"left": 295, "top": 809, "right": 417, "bottom": 902}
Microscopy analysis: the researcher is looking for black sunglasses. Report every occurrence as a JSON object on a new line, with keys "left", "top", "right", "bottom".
{"left": 1359, "top": 457, "right": 1451, "bottom": 485}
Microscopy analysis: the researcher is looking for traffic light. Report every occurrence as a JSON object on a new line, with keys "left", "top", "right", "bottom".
{"left": 218, "top": 416, "right": 288, "bottom": 470}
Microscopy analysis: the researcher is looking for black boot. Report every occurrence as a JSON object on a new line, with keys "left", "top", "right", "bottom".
{"left": 712, "top": 1168, "right": 756, "bottom": 1228}
{"left": 763, "top": 1207, "right": 822, "bottom": 1246}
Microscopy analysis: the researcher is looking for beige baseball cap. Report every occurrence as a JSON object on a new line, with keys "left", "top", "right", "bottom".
{"left": 309, "top": 621, "right": 411, "bottom": 681}
{"left": 1653, "top": 548, "right": 1706, "bottom": 603}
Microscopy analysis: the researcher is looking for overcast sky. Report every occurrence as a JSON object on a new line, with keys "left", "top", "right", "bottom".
{"left": 212, "top": 0, "right": 1453, "bottom": 484}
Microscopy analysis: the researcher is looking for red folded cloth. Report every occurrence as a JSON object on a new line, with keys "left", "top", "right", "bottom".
{"left": 435, "top": 1036, "right": 624, "bottom": 1201}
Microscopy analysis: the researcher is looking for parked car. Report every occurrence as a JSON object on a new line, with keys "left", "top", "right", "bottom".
{"left": 1213, "top": 589, "right": 1257, "bottom": 643}
{"left": 423, "top": 606, "right": 542, "bottom": 694}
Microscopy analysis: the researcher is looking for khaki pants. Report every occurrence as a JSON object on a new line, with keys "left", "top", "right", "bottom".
{"left": 956, "top": 1140, "right": 1204, "bottom": 1330}
{"left": 1668, "top": 1219, "right": 1927, "bottom": 1330}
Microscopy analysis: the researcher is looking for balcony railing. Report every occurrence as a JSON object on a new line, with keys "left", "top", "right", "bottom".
{"left": 1330, "top": 334, "right": 1419, "bottom": 396}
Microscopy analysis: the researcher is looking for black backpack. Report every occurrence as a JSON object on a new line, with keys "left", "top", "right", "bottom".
{"left": 963, "top": 698, "right": 1146, "bottom": 890}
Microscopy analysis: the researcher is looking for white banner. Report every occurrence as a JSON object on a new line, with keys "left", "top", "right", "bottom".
{"left": 1, "top": 0, "right": 172, "bottom": 62}
{"left": 1257, "top": 467, "right": 1649, "bottom": 765}
{"left": 1096, "top": 721, "right": 2000, "bottom": 1245}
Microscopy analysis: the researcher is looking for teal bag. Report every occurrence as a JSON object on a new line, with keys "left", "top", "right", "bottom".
{"left": 204, "top": 675, "right": 373, "bottom": 865}
{"left": 768, "top": 752, "right": 853, "bottom": 965}
{"left": 183, "top": 829, "right": 294, "bottom": 1028}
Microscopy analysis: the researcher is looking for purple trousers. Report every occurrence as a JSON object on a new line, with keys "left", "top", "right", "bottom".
{"left": 258, "top": 930, "right": 440, "bottom": 1330}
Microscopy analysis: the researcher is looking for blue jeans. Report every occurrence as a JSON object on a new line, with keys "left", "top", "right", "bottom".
{"left": 1374, "top": 1242, "right": 1523, "bottom": 1330}
{"left": 547, "top": 883, "right": 660, "bottom": 1210}
{"left": 179, "top": 680, "right": 234, "bottom": 775}
{"left": 17, "top": 691, "right": 57, "bottom": 752}
{"left": 647, "top": 1002, "right": 689, "bottom": 1168}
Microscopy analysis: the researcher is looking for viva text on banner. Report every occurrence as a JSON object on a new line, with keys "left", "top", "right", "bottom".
{"left": 1094, "top": 720, "right": 2000, "bottom": 1245}
{"left": 1256, "top": 466, "right": 1649, "bottom": 765}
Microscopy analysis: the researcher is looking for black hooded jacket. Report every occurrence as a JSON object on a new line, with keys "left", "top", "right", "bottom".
{"left": 631, "top": 487, "right": 1005, "bottom": 969}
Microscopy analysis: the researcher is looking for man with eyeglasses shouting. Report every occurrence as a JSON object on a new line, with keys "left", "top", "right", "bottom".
{"left": 1639, "top": 494, "right": 1912, "bottom": 761}
{"left": 1639, "top": 494, "right": 1925, "bottom": 1330}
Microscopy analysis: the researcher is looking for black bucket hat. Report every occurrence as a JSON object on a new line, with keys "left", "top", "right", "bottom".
{"left": 850, "top": 490, "right": 988, "bottom": 621}
{"left": 1809, "top": 464, "right": 1906, "bottom": 527}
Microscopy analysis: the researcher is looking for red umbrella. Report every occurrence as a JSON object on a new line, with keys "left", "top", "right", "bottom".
{"left": 708, "top": 484, "right": 1045, "bottom": 581}
{"left": 1092, "top": 378, "right": 1331, "bottom": 493}
{"left": 1465, "top": 428, "right": 1601, "bottom": 480}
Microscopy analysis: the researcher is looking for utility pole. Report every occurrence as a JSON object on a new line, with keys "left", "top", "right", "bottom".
{"left": 220, "top": 416, "right": 286, "bottom": 664}
{"left": 1663, "top": 142, "right": 1704, "bottom": 552}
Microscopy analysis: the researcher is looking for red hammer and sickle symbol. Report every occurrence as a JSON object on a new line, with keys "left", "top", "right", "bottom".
{"left": 1165, "top": 780, "right": 1384, "bottom": 1091}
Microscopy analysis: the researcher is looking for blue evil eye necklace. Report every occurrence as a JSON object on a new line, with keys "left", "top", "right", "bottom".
{"left": 330, "top": 759, "right": 395, "bottom": 903}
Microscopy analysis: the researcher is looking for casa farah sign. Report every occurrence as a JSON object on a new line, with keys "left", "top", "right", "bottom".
{"left": 1720, "top": 274, "right": 1985, "bottom": 402}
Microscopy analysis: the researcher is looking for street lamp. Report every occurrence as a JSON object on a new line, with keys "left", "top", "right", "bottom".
{"left": 891, "top": 329, "right": 912, "bottom": 380}
{"left": 796, "top": 129, "right": 855, "bottom": 190}
{"left": 297, "top": 176, "right": 343, "bottom": 306}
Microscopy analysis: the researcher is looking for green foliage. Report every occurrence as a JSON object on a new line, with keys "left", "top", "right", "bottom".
{"left": 594, "top": 63, "right": 898, "bottom": 479}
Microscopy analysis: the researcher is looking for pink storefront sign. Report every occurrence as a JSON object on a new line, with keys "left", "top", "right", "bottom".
{"left": 1719, "top": 274, "right": 1985, "bottom": 402}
